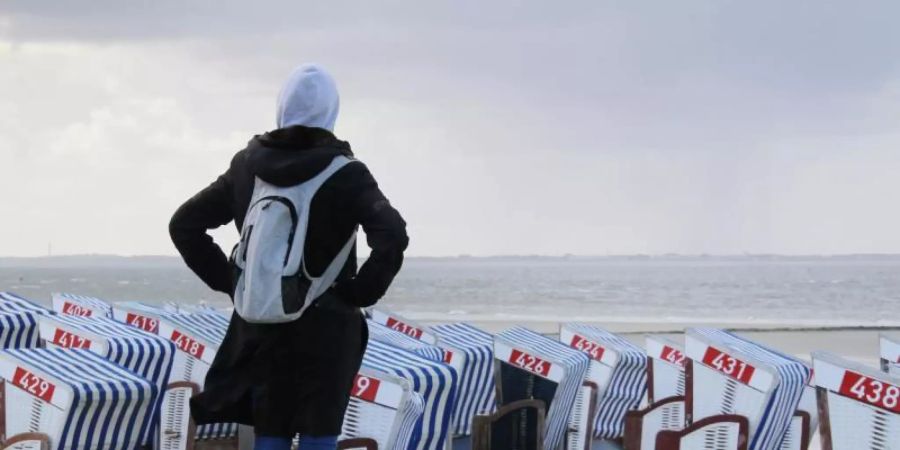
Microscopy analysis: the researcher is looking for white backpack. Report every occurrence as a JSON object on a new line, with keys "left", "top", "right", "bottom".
{"left": 231, "top": 155, "right": 357, "bottom": 323}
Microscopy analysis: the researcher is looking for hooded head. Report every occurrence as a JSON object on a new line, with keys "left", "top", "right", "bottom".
{"left": 276, "top": 64, "right": 340, "bottom": 131}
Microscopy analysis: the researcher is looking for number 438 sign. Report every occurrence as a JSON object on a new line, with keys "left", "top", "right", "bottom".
{"left": 839, "top": 370, "right": 900, "bottom": 413}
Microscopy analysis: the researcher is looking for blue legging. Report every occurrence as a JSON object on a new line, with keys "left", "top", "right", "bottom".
{"left": 255, "top": 435, "right": 338, "bottom": 450}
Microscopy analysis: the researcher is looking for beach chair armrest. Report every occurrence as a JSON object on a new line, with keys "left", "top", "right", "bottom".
{"left": 2, "top": 432, "right": 50, "bottom": 450}
{"left": 472, "top": 399, "right": 546, "bottom": 450}
{"left": 337, "top": 437, "right": 378, "bottom": 450}
{"left": 654, "top": 414, "right": 749, "bottom": 450}
{"left": 623, "top": 395, "right": 685, "bottom": 450}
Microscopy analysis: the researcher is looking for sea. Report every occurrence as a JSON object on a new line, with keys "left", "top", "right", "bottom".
{"left": 1, "top": 255, "right": 898, "bottom": 328}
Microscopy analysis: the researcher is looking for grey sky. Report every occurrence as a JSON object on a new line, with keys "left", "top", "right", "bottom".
{"left": 1, "top": 1, "right": 899, "bottom": 257}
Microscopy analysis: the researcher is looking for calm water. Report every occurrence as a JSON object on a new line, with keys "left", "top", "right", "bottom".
{"left": 2, "top": 257, "right": 899, "bottom": 327}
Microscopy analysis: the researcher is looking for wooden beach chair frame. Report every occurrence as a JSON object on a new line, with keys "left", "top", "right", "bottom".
{"left": 337, "top": 438, "right": 378, "bottom": 450}
{"left": 472, "top": 399, "right": 547, "bottom": 450}
{"left": 1, "top": 433, "right": 50, "bottom": 450}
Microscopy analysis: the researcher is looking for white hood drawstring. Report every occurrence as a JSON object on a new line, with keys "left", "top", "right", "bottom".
{"left": 276, "top": 64, "right": 340, "bottom": 131}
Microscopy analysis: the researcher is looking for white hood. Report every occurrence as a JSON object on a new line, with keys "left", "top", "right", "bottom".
{"left": 276, "top": 64, "right": 340, "bottom": 131}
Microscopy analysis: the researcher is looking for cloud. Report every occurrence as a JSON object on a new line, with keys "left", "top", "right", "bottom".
{"left": 1, "top": 1, "right": 900, "bottom": 256}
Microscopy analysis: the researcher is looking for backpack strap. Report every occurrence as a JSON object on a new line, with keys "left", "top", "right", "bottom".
{"left": 300, "top": 155, "right": 358, "bottom": 304}
{"left": 304, "top": 230, "right": 357, "bottom": 304}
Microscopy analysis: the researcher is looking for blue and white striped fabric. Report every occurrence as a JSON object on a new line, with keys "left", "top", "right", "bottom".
{"left": 0, "top": 291, "right": 49, "bottom": 314}
{"left": 0, "top": 292, "right": 48, "bottom": 349}
{"left": 39, "top": 314, "right": 176, "bottom": 446}
{"left": 431, "top": 323, "right": 496, "bottom": 436}
{"left": 0, "top": 348, "right": 158, "bottom": 450}
{"left": 368, "top": 320, "right": 446, "bottom": 362}
{"left": 561, "top": 324, "right": 647, "bottom": 439}
{"left": 0, "top": 311, "right": 40, "bottom": 349}
{"left": 173, "top": 309, "right": 230, "bottom": 339}
{"left": 51, "top": 292, "right": 113, "bottom": 318}
{"left": 362, "top": 339, "right": 458, "bottom": 450}
{"left": 494, "top": 327, "right": 590, "bottom": 450}
{"left": 689, "top": 328, "right": 811, "bottom": 450}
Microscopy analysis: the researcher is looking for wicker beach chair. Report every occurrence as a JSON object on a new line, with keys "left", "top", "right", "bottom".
{"left": 492, "top": 326, "right": 590, "bottom": 450}
{"left": 559, "top": 324, "right": 647, "bottom": 443}
{"left": 0, "top": 348, "right": 157, "bottom": 449}
{"left": 813, "top": 351, "right": 900, "bottom": 450}
{"left": 370, "top": 309, "right": 498, "bottom": 440}
{"left": 431, "top": 323, "right": 497, "bottom": 438}
{"left": 340, "top": 367, "right": 425, "bottom": 450}
{"left": 38, "top": 313, "right": 178, "bottom": 449}
{"left": 624, "top": 329, "right": 811, "bottom": 450}
{"left": 362, "top": 340, "right": 458, "bottom": 450}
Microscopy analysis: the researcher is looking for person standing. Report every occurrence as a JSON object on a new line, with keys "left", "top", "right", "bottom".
{"left": 169, "top": 64, "right": 409, "bottom": 450}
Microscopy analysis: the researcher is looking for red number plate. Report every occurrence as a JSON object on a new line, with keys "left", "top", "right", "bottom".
{"left": 351, "top": 374, "right": 381, "bottom": 402}
{"left": 12, "top": 367, "right": 56, "bottom": 402}
{"left": 52, "top": 329, "right": 91, "bottom": 349}
{"left": 570, "top": 334, "right": 605, "bottom": 361}
{"left": 62, "top": 302, "right": 92, "bottom": 317}
{"left": 509, "top": 349, "right": 552, "bottom": 377}
{"left": 386, "top": 317, "right": 423, "bottom": 340}
{"left": 661, "top": 345, "right": 686, "bottom": 366}
{"left": 702, "top": 347, "right": 755, "bottom": 384}
{"left": 171, "top": 330, "right": 205, "bottom": 359}
{"left": 839, "top": 370, "right": 900, "bottom": 413}
{"left": 126, "top": 313, "right": 159, "bottom": 333}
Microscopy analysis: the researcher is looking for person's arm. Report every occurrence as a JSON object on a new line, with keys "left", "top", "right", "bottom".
{"left": 168, "top": 168, "right": 235, "bottom": 295}
{"left": 336, "top": 165, "right": 409, "bottom": 307}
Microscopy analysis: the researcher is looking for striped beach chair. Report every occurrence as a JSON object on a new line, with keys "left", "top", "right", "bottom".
{"left": 624, "top": 329, "right": 812, "bottom": 450}
{"left": 37, "top": 314, "right": 178, "bottom": 449}
{"left": 431, "top": 323, "right": 497, "bottom": 437}
{"left": 492, "top": 326, "right": 590, "bottom": 450}
{"left": 340, "top": 366, "right": 426, "bottom": 450}
{"left": 362, "top": 339, "right": 458, "bottom": 450}
{"left": 111, "top": 302, "right": 238, "bottom": 443}
{"left": 686, "top": 329, "right": 810, "bottom": 450}
{"left": 644, "top": 335, "right": 686, "bottom": 404}
{"left": 880, "top": 334, "right": 900, "bottom": 376}
{"left": 813, "top": 352, "right": 900, "bottom": 450}
{"left": 367, "top": 320, "right": 446, "bottom": 362}
{"left": 370, "top": 309, "right": 498, "bottom": 439}
{"left": 622, "top": 336, "right": 687, "bottom": 450}
{"left": 0, "top": 348, "right": 157, "bottom": 450}
{"left": 50, "top": 293, "right": 112, "bottom": 319}
{"left": 0, "top": 292, "right": 49, "bottom": 350}
{"left": 560, "top": 324, "right": 647, "bottom": 443}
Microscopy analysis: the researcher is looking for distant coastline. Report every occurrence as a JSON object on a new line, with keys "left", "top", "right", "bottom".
{"left": 3, "top": 253, "right": 900, "bottom": 269}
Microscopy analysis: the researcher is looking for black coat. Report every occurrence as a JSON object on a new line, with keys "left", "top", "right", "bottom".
{"left": 169, "top": 125, "right": 409, "bottom": 437}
